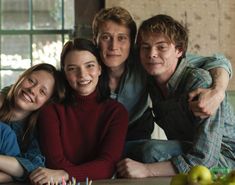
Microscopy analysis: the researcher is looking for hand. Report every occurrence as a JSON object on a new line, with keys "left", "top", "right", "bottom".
{"left": 117, "top": 158, "right": 151, "bottom": 178}
{"left": 0, "top": 172, "right": 13, "bottom": 183}
{"left": 29, "top": 167, "right": 69, "bottom": 185}
{"left": 188, "top": 87, "right": 224, "bottom": 119}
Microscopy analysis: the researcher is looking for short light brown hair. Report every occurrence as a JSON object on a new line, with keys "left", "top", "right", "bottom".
{"left": 138, "top": 14, "right": 188, "bottom": 58}
{"left": 92, "top": 6, "right": 137, "bottom": 48}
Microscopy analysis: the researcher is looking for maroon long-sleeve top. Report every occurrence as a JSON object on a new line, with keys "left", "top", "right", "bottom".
{"left": 38, "top": 91, "right": 128, "bottom": 181}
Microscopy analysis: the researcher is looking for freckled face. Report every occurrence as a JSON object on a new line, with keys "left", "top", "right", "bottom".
{"left": 64, "top": 50, "right": 101, "bottom": 96}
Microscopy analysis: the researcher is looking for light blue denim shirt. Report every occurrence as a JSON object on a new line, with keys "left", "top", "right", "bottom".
{"left": 149, "top": 58, "right": 235, "bottom": 172}
{"left": 0, "top": 122, "right": 20, "bottom": 156}
{"left": 112, "top": 50, "right": 232, "bottom": 140}
{"left": 186, "top": 53, "right": 233, "bottom": 78}
{"left": 9, "top": 121, "right": 45, "bottom": 181}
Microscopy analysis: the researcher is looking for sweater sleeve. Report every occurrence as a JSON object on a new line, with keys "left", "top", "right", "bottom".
{"left": 38, "top": 103, "right": 128, "bottom": 181}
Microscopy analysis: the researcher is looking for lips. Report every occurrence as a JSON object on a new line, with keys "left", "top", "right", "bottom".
{"left": 21, "top": 91, "right": 33, "bottom": 103}
{"left": 146, "top": 62, "right": 162, "bottom": 66}
{"left": 106, "top": 53, "right": 121, "bottom": 57}
{"left": 78, "top": 80, "right": 91, "bottom": 85}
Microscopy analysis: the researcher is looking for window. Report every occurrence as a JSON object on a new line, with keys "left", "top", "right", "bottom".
{"left": 0, "top": 0, "right": 74, "bottom": 88}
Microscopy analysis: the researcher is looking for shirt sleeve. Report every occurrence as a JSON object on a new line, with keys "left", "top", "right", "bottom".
{"left": 171, "top": 109, "right": 224, "bottom": 172}
{"left": 171, "top": 68, "right": 224, "bottom": 172}
{"left": 186, "top": 53, "right": 233, "bottom": 78}
{"left": 14, "top": 134, "right": 45, "bottom": 181}
{"left": 38, "top": 104, "right": 128, "bottom": 181}
{"left": 0, "top": 123, "right": 20, "bottom": 156}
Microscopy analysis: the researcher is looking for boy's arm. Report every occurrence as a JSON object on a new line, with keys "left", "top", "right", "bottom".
{"left": 187, "top": 54, "right": 232, "bottom": 118}
{"left": 117, "top": 158, "right": 176, "bottom": 178}
{"left": 188, "top": 67, "right": 229, "bottom": 118}
{"left": 186, "top": 53, "right": 232, "bottom": 77}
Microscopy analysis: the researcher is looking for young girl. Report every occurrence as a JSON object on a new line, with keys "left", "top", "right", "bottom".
{"left": 30, "top": 38, "right": 128, "bottom": 184}
{"left": 0, "top": 63, "right": 63, "bottom": 183}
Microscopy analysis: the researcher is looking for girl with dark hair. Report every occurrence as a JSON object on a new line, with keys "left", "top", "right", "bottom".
{"left": 0, "top": 63, "right": 63, "bottom": 183}
{"left": 30, "top": 38, "right": 128, "bottom": 184}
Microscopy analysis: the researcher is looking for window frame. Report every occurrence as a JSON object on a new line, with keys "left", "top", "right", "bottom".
{"left": 0, "top": 0, "right": 73, "bottom": 88}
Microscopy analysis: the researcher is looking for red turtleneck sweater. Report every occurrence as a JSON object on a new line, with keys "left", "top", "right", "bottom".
{"left": 38, "top": 91, "right": 128, "bottom": 181}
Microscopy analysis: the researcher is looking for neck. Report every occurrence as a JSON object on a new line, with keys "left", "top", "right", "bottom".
{"left": 11, "top": 108, "right": 30, "bottom": 122}
{"left": 108, "top": 64, "right": 125, "bottom": 92}
{"left": 154, "top": 62, "right": 178, "bottom": 97}
{"left": 108, "top": 63, "right": 125, "bottom": 78}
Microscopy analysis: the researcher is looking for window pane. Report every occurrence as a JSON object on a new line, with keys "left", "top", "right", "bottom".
{"left": 32, "top": 35, "right": 63, "bottom": 68}
{"left": 1, "top": 0, "right": 30, "bottom": 30}
{"left": 1, "top": 35, "right": 31, "bottom": 69}
{"left": 33, "top": 0, "right": 62, "bottom": 29}
{"left": 1, "top": 70, "right": 23, "bottom": 88}
{"left": 64, "top": 0, "right": 74, "bottom": 29}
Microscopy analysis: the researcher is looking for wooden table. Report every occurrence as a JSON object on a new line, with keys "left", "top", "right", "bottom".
{"left": 3, "top": 177, "right": 171, "bottom": 185}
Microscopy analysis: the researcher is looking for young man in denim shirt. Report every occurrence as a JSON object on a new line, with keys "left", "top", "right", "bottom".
{"left": 117, "top": 14, "right": 235, "bottom": 178}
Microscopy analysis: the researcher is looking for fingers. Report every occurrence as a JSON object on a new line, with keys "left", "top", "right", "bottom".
{"left": 30, "top": 173, "right": 47, "bottom": 185}
{"left": 188, "top": 88, "right": 214, "bottom": 118}
{"left": 29, "top": 168, "right": 51, "bottom": 185}
{"left": 188, "top": 100, "right": 211, "bottom": 119}
{"left": 188, "top": 87, "right": 225, "bottom": 118}
{"left": 188, "top": 88, "right": 203, "bottom": 101}
{"left": 117, "top": 158, "right": 132, "bottom": 178}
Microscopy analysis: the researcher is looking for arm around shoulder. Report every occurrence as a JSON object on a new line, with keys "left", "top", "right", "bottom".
{"left": 188, "top": 55, "right": 231, "bottom": 118}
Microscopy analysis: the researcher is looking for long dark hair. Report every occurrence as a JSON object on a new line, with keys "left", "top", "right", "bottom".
{"left": 60, "top": 38, "right": 110, "bottom": 105}
{"left": 0, "top": 63, "right": 64, "bottom": 151}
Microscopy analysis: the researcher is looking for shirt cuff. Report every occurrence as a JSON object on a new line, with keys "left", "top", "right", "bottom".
{"left": 171, "top": 155, "right": 190, "bottom": 173}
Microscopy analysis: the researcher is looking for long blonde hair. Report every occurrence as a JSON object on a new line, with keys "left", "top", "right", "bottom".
{"left": 0, "top": 63, "right": 65, "bottom": 151}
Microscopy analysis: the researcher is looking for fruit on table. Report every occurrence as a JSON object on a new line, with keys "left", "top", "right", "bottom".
{"left": 170, "top": 165, "right": 235, "bottom": 185}
{"left": 170, "top": 173, "right": 188, "bottom": 185}
{"left": 187, "top": 165, "right": 212, "bottom": 185}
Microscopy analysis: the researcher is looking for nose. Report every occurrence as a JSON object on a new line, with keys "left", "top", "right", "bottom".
{"left": 77, "top": 67, "right": 87, "bottom": 78}
{"left": 148, "top": 47, "right": 158, "bottom": 59}
{"left": 29, "top": 84, "right": 39, "bottom": 95}
{"left": 109, "top": 38, "right": 118, "bottom": 50}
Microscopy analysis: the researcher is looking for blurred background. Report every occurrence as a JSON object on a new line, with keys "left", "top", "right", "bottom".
{"left": 0, "top": 0, "right": 103, "bottom": 88}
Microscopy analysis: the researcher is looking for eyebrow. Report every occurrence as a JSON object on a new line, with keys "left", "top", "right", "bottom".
{"left": 66, "top": 60, "right": 97, "bottom": 66}
{"left": 100, "top": 32, "right": 129, "bottom": 36}
{"left": 84, "top": 60, "right": 97, "bottom": 64}
{"left": 141, "top": 41, "right": 168, "bottom": 45}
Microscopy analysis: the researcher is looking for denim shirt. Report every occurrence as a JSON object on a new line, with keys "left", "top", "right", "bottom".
{"left": 186, "top": 53, "right": 233, "bottom": 77}
{"left": 0, "top": 122, "right": 20, "bottom": 156}
{"left": 9, "top": 121, "right": 45, "bottom": 181}
{"left": 112, "top": 51, "right": 232, "bottom": 140}
{"left": 149, "top": 58, "right": 235, "bottom": 172}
